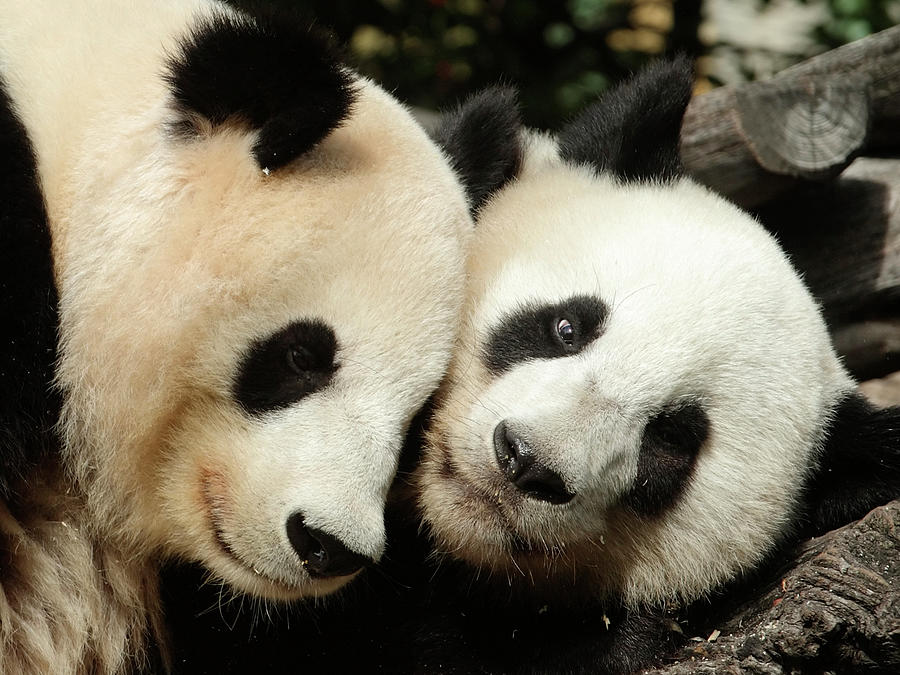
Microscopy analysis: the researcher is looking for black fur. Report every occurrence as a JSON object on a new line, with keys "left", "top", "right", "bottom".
{"left": 401, "top": 590, "right": 683, "bottom": 675}
{"left": 803, "top": 392, "right": 900, "bottom": 536}
{"left": 433, "top": 86, "right": 522, "bottom": 215}
{"left": 233, "top": 319, "right": 337, "bottom": 415}
{"left": 557, "top": 56, "right": 693, "bottom": 183}
{"left": 622, "top": 401, "right": 708, "bottom": 517}
{"left": 483, "top": 295, "right": 607, "bottom": 375}
{"left": 168, "top": 8, "right": 355, "bottom": 171}
{"left": 0, "top": 76, "right": 61, "bottom": 498}
{"left": 163, "top": 502, "right": 684, "bottom": 675}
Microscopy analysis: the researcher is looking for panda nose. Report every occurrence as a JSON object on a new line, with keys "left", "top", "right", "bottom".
{"left": 493, "top": 422, "right": 575, "bottom": 504}
{"left": 286, "top": 513, "right": 370, "bottom": 578}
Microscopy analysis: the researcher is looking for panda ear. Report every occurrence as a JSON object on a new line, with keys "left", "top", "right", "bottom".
{"left": 557, "top": 56, "right": 693, "bottom": 183}
{"left": 802, "top": 393, "right": 900, "bottom": 536}
{"left": 433, "top": 86, "right": 522, "bottom": 216}
{"left": 168, "top": 9, "right": 355, "bottom": 172}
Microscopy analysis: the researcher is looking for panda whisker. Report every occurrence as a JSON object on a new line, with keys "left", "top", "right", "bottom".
{"left": 450, "top": 378, "right": 504, "bottom": 421}
{"left": 333, "top": 355, "right": 391, "bottom": 388}
{"left": 610, "top": 282, "right": 656, "bottom": 313}
{"left": 214, "top": 584, "right": 231, "bottom": 629}
{"left": 437, "top": 409, "right": 480, "bottom": 433}
{"left": 456, "top": 316, "right": 483, "bottom": 378}
{"left": 507, "top": 551, "right": 526, "bottom": 579}
{"left": 572, "top": 553, "right": 577, "bottom": 586}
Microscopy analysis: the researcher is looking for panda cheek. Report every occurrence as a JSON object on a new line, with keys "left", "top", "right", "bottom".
{"left": 620, "top": 401, "right": 709, "bottom": 518}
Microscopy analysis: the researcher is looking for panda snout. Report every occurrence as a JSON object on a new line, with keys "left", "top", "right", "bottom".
{"left": 493, "top": 422, "right": 574, "bottom": 505}
{"left": 286, "top": 513, "right": 372, "bottom": 578}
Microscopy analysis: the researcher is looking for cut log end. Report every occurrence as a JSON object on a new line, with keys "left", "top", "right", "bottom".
{"left": 735, "top": 79, "right": 870, "bottom": 179}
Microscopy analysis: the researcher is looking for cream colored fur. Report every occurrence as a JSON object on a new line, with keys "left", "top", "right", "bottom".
{"left": 418, "top": 131, "right": 854, "bottom": 607}
{"left": 1, "top": 0, "right": 471, "bottom": 671}
{"left": 0, "top": 465, "right": 164, "bottom": 674}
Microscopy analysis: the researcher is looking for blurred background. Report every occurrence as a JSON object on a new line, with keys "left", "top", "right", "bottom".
{"left": 230, "top": 0, "right": 899, "bottom": 128}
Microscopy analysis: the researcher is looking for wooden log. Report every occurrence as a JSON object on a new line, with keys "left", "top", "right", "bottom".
{"left": 641, "top": 500, "right": 900, "bottom": 675}
{"left": 777, "top": 24, "right": 900, "bottom": 152}
{"left": 756, "top": 157, "right": 900, "bottom": 380}
{"left": 734, "top": 79, "right": 869, "bottom": 179}
{"left": 682, "top": 25, "right": 900, "bottom": 207}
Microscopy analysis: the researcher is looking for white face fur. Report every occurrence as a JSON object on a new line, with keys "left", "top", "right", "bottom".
{"left": 2, "top": 0, "right": 471, "bottom": 600}
{"left": 417, "top": 127, "right": 853, "bottom": 607}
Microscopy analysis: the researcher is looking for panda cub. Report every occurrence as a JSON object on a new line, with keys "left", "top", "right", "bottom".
{"left": 414, "top": 58, "right": 900, "bottom": 673}
{"left": 0, "top": 0, "right": 471, "bottom": 672}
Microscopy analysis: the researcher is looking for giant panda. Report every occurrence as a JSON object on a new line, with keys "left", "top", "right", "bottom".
{"left": 406, "top": 58, "right": 900, "bottom": 673}
{"left": 0, "top": 0, "right": 475, "bottom": 672}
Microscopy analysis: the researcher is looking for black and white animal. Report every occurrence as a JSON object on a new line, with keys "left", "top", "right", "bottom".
{"left": 411, "top": 58, "right": 900, "bottom": 673}
{"left": 0, "top": 0, "right": 473, "bottom": 671}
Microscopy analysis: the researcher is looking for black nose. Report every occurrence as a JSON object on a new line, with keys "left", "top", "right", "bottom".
{"left": 286, "top": 513, "right": 370, "bottom": 578}
{"left": 493, "top": 422, "right": 575, "bottom": 504}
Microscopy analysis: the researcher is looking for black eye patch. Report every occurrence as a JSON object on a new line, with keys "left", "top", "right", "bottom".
{"left": 483, "top": 295, "right": 607, "bottom": 375}
{"left": 622, "top": 400, "right": 709, "bottom": 518}
{"left": 233, "top": 320, "right": 338, "bottom": 416}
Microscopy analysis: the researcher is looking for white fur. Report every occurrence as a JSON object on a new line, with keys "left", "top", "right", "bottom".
{"left": 418, "top": 130, "right": 853, "bottom": 606}
{"left": 1, "top": 0, "right": 471, "bottom": 670}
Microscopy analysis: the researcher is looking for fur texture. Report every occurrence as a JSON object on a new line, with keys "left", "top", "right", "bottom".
{"left": 417, "top": 141, "right": 853, "bottom": 605}
{"left": 411, "top": 61, "right": 900, "bottom": 673}
{"left": 162, "top": 65, "right": 900, "bottom": 675}
{"left": 0, "top": 0, "right": 472, "bottom": 671}
{"left": 432, "top": 87, "right": 522, "bottom": 215}
{"left": 167, "top": 8, "right": 354, "bottom": 171}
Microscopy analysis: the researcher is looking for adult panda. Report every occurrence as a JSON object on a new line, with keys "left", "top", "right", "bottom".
{"left": 410, "top": 58, "right": 900, "bottom": 673}
{"left": 0, "top": 0, "right": 473, "bottom": 672}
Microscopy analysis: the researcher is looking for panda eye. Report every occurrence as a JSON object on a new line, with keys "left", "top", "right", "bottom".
{"left": 556, "top": 318, "right": 575, "bottom": 346}
{"left": 234, "top": 319, "right": 339, "bottom": 416}
{"left": 483, "top": 295, "right": 606, "bottom": 375}
{"left": 286, "top": 345, "right": 314, "bottom": 374}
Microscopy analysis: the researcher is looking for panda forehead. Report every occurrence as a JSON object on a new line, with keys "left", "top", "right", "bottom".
{"left": 466, "top": 171, "right": 802, "bottom": 356}
{"left": 466, "top": 171, "right": 652, "bottom": 325}
{"left": 178, "top": 80, "right": 463, "bottom": 195}
{"left": 166, "top": 87, "right": 470, "bottom": 282}
{"left": 472, "top": 169, "right": 782, "bottom": 287}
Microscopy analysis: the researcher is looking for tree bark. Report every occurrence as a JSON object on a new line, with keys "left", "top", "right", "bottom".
{"left": 642, "top": 500, "right": 900, "bottom": 675}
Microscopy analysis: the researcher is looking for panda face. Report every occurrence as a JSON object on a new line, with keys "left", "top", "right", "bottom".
{"left": 418, "top": 125, "right": 852, "bottom": 605}
{"left": 0, "top": 0, "right": 474, "bottom": 600}
{"left": 49, "top": 81, "right": 470, "bottom": 600}
{"left": 149, "top": 86, "right": 468, "bottom": 599}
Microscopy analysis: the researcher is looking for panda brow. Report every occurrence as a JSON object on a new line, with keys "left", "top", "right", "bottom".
{"left": 481, "top": 294, "right": 607, "bottom": 375}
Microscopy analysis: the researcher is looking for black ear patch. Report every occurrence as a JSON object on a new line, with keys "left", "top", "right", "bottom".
{"left": 0, "top": 77, "right": 62, "bottom": 498}
{"left": 802, "top": 393, "right": 900, "bottom": 537}
{"left": 433, "top": 86, "right": 522, "bottom": 215}
{"left": 168, "top": 9, "right": 355, "bottom": 171}
{"left": 558, "top": 56, "right": 693, "bottom": 183}
{"left": 623, "top": 400, "right": 708, "bottom": 517}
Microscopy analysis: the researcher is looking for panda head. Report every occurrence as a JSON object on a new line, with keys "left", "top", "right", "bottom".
{"left": 416, "top": 58, "right": 899, "bottom": 606}
{"left": 45, "top": 7, "right": 476, "bottom": 601}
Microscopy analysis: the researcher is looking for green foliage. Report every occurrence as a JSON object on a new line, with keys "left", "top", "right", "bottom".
{"left": 231, "top": 0, "right": 647, "bottom": 128}
{"left": 819, "top": 0, "right": 898, "bottom": 46}
{"left": 227, "top": 0, "right": 896, "bottom": 129}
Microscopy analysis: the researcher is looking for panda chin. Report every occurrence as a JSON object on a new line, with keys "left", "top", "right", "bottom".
{"left": 206, "top": 531, "right": 357, "bottom": 602}
{"left": 200, "top": 476, "right": 360, "bottom": 601}
{"left": 420, "top": 429, "right": 575, "bottom": 572}
{"left": 217, "top": 555, "right": 353, "bottom": 602}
